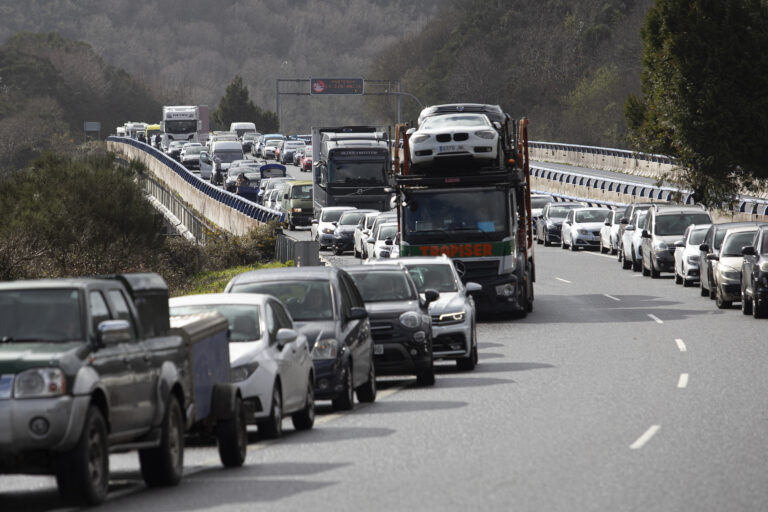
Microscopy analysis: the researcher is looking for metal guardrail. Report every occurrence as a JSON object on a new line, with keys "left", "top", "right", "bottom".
{"left": 108, "top": 136, "right": 286, "bottom": 224}
{"left": 275, "top": 232, "right": 321, "bottom": 267}
{"left": 143, "top": 175, "right": 212, "bottom": 243}
{"left": 529, "top": 140, "right": 676, "bottom": 166}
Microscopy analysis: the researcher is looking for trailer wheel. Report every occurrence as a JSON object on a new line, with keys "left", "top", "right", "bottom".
{"left": 217, "top": 396, "right": 247, "bottom": 468}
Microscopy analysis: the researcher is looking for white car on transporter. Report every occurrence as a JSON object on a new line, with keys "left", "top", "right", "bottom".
{"left": 169, "top": 293, "right": 316, "bottom": 439}
{"left": 408, "top": 113, "right": 499, "bottom": 166}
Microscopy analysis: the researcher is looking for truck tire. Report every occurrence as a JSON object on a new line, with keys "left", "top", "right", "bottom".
{"left": 139, "top": 396, "right": 184, "bottom": 487}
{"left": 332, "top": 365, "right": 355, "bottom": 411}
{"left": 292, "top": 381, "right": 316, "bottom": 430}
{"left": 258, "top": 384, "right": 283, "bottom": 439}
{"left": 355, "top": 361, "right": 377, "bottom": 403}
{"left": 56, "top": 405, "right": 109, "bottom": 505}
{"left": 217, "top": 396, "right": 247, "bottom": 468}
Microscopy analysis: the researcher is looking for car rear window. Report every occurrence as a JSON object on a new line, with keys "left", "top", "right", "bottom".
{"left": 169, "top": 304, "right": 261, "bottom": 342}
{"left": 721, "top": 231, "right": 758, "bottom": 257}
{"left": 348, "top": 271, "right": 416, "bottom": 302}
{"left": 230, "top": 280, "right": 333, "bottom": 322}
{"left": 575, "top": 210, "right": 610, "bottom": 223}
{"left": 654, "top": 213, "right": 711, "bottom": 236}
{"left": 405, "top": 264, "right": 458, "bottom": 293}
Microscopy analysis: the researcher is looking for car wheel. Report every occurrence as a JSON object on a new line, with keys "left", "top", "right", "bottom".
{"left": 561, "top": 239, "right": 568, "bottom": 250}
{"left": 543, "top": 236, "right": 551, "bottom": 247}
{"left": 216, "top": 396, "right": 247, "bottom": 468}
{"left": 570, "top": 236, "right": 577, "bottom": 251}
{"left": 55, "top": 406, "right": 109, "bottom": 505}
{"left": 715, "top": 287, "right": 732, "bottom": 309}
{"left": 354, "top": 246, "right": 361, "bottom": 258}
{"left": 456, "top": 324, "right": 478, "bottom": 371}
{"left": 651, "top": 265, "right": 660, "bottom": 279}
{"left": 709, "top": 284, "right": 716, "bottom": 300}
{"left": 675, "top": 272, "right": 683, "bottom": 285}
{"left": 332, "top": 365, "right": 354, "bottom": 411}
{"left": 754, "top": 297, "right": 768, "bottom": 318}
{"left": 632, "top": 252, "right": 642, "bottom": 272}
{"left": 291, "top": 381, "right": 316, "bottom": 431}
{"left": 683, "top": 278, "right": 692, "bottom": 287}
{"left": 416, "top": 360, "right": 436, "bottom": 386}
{"left": 258, "top": 384, "right": 283, "bottom": 439}
{"left": 334, "top": 247, "right": 343, "bottom": 256}
{"left": 700, "top": 282, "right": 709, "bottom": 297}
{"left": 355, "top": 361, "right": 377, "bottom": 403}
{"left": 537, "top": 235, "right": 543, "bottom": 245}
{"left": 742, "top": 289, "right": 753, "bottom": 315}
{"left": 139, "top": 396, "right": 184, "bottom": 487}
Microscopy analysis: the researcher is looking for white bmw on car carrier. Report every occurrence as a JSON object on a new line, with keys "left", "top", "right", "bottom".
{"left": 408, "top": 113, "right": 499, "bottom": 166}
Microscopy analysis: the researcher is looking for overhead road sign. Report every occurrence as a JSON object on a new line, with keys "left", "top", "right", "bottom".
{"left": 310, "top": 78, "right": 364, "bottom": 95}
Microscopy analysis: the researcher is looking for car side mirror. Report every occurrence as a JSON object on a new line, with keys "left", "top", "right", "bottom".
{"left": 699, "top": 244, "right": 709, "bottom": 253}
{"left": 620, "top": 218, "right": 629, "bottom": 225}
{"left": 465, "top": 282, "right": 483, "bottom": 293}
{"left": 97, "top": 320, "right": 132, "bottom": 348}
{"left": 565, "top": 220, "right": 572, "bottom": 225}
{"left": 283, "top": 194, "right": 288, "bottom": 200}
{"left": 742, "top": 246, "right": 756, "bottom": 256}
{"left": 604, "top": 220, "right": 611, "bottom": 226}
{"left": 332, "top": 221, "right": 338, "bottom": 226}
{"left": 367, "top": 237, "right": 375, "bottom": 244}
{"left": 311, "top": 219, "right": 318, "bottom": 225}
{"left": 642, "top": 230, "right": 651, "bottom": 238}
{"left": 706, "top": 254, "right": 719, "bottom": 261}
{"left": 347, "top": 307, "right": 368, "bottom": 321}
{"left": 385, "top": 238, "right": 393, "bottom": 246}
{"left": 674, "top": 241, "right": 685, "bottom": 248}
{"left": 626, "top": 225, "right": 635, "bottom": 232}
{"left": 275, "top": 327, "right": 298, "bottom": 350}
{"left": 424, "top": 289, "right": 440, "bottom": 304}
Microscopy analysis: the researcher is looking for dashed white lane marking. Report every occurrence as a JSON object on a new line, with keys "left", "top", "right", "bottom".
{"left": 675, "top": 338, "right": 687, "bottom": 352}
{"left": 555, "top": 277, "right": 572, "bottom": 284}
{"left": 630, "top": 425, "right": 661, "bottom": 450}
{"left": 678, "top": 373, "right": 689, "bottom": 388}
{"left": 648, "top": 314, "right": 664, "bottom": 324}
{"left": 603, "top": 294, "right": 620, "bottom": 301}
{"left": 582, "top": 251, "right": 618, "bottom": 260}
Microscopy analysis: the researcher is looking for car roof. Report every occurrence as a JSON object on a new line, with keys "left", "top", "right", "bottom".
{"left": 228, "top": 266, "right": 340, "bottom": 287}
{"left": 321, "top": 206, "right": 356, "bottom": 212}
{"left": 285, "top": 180, "right": 313, "bottom": 187}
{"left": 345, "top": 264, "right": 403, "bottom": 274}
{"left": 169, "top": 293, "right": 271, "bottom": 307}
{"left": 713, "top": 221, "right": 762, "bottom": 232}
{"left": 369, "top": 255, "right": 454, "bottom": 266}
{"left": 723, "top": 225, "right": 763, "bottom": 236}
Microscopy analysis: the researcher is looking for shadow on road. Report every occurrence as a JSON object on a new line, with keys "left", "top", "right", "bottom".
{"left": 352, "top": 400, "right": 468, "bottom": 415}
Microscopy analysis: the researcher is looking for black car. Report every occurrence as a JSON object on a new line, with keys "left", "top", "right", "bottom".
{"left": 535, "top": 202, "right": 582, "bottom": 246}
{"left": 741, "top": 225, "right": 768, "bottom": 318}
{"left": 332, "top": 209, "right": 377, "bottom": 255}
{"left": 345, "top": 265, "right": 439, "bottom": 386}
{"left": 698, "top": 222, "right": 759, "bottom": 299}
{"left": 224, "top": 267, "right": 376, "bottom": 410}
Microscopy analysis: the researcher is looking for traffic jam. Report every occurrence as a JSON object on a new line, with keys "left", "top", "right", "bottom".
{"left": 3, "top": 101, "right": 768, "bottom": 507}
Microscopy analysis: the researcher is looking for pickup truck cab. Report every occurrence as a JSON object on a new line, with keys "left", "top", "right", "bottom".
{"left": 0, "top": 273, "right": 241, "bottom": 505}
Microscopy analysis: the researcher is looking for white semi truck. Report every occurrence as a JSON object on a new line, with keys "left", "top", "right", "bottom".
{"left": 161, "top": 105, "right": 209, "bottom": 149}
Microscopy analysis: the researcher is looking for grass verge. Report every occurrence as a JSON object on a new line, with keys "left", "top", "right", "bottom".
{"left": 171, "top": 261, "right": 293, "bottom": 296}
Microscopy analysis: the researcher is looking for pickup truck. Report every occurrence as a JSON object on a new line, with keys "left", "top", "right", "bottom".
{"left": 0, "top": 273, "right": 246, "bottom": 505}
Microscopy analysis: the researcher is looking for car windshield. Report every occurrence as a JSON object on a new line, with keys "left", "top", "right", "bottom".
{"left": 339, "top": 212, "right": 364, "bottom": 225}
{"left": 304, "top": 148, "right": 313, "bottom": 157}
{"left": 265, "top": 139, "right": 282, "bottom": 146}
{"left": 165, "top": 120, "right": 197, "bottom": 133}
{"left": 688, "top": 227, "right": 708, "bottom": 245}
{"left": 169, "top": 304, "right": 261, "bottom": 342}
{"left": 378, "top": 225, "right": 397, "bottom": 240}
{"left": 405, "top": 264, "right": 458, "bottom": 293}
{"left": 634, "top": 212, "right": 647, "bottom": 227}
{"left": 290, "top": 185, "right": 312, "bottom": 199}
{"left": 721, "top": 231, "right": 757, "bottom": 257}
{"left": 214, "top": 150, "right": 243, "bottom": 163}
{"left": 348, "top": 271, "right": 416, "bottom": 302}
{"left": 403, "top": 189, "right": 509, "bottom": 241}
{"left": 654, "top": 213, "right": 711, "bottom": 236}
{"left": 549, "top": 205, "right": 578, "bottom": 219}
{"left": 321, "top": 209, "right": 349, "bottom": 222}
{"left": 575, "top": 210, "right": 610, "bottom": 223}
{"left": 229, "top": 280, "right": 333, "bottom": 321}
{"left": 330, "top": 160, "right": 387, "bottom": 185}
{"left": 170, "top": 142, "right": 185, "bottom": 148}
{"left": 0, "top": 289, "right": 83, "bottom": 342}
{"left": 422, "top": 114, "right": 489, "bottom": 129}
{"left": 531, "top": 196, "right": 554, "bottom": 209}
{"left": 184, "top": 146, "right": 203, "bottom": 155}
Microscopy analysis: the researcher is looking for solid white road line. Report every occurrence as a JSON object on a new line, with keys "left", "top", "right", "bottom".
{"left": 648, "top": 314, "right": 664, "bottom": 324}
{"left": 678, "top": 373, "right": 689, "bottom": 388}
{"left": 582, "top": 251, "right": 617, "bottom": 260}
{"left": 603, "top": 294, "right": 620, "bottom": 301}
{"left": 555, "top": 277, "right": 572, "bottom": 284}
{"left": 675, "top": 338, "right": 687, "bottom": 352}
{"left": 630, "top": 425, "right": 661, "bottom": 450}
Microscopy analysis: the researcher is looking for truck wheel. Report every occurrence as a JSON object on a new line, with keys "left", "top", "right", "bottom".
{"left": 355, "top": 361, "right": 377, "bottom": 403}
{"left": 217, "top": 396, "right": 247, "bottom": 468}
{"left": 258, "top": 385, "right": 283, "bottom": 439}
{"left": 332, "top": 365, "right": 354, "bottom": 411}
{"left": 292, "top": 381, "right": 316, "bottom": 430}
{"left": 416, "top": 360, "right": 436, "bottom": 386}
{"left": 56, "top": 405, "right": 109, "bottom": 505}
{"left": 139, "top": 396, "right": 184, "bottom": 487}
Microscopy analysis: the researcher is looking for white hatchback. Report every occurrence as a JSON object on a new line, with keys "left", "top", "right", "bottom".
{"left": 409, "top": 113, "right": 498, "bottom": 166}
{"left": 674, "top": 223, "right": 710, "bottom": 286}
{"left": 169, "top": 293, "right": 316, "bottom": 439}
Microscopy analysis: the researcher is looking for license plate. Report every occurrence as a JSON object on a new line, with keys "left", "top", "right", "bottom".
{"left": 374, "top": 344, "right": 384, "bottom": 355}
{"left": 438, "top": 145, "right": 464, "bottom": 153}
{"left": 0, "top": 375, "right": 13, "bottom": 399}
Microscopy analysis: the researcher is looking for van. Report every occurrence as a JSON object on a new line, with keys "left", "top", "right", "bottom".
{"left": 280, "top": 180, "right": 313, "bottom": 230}
{"left": 210, "top": 140, "right": 244, "bottom": 185}
{"left": 229, "top": 122, "right": 257, "bottom": 138}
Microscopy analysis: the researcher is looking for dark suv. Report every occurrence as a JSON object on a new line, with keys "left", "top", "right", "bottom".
{"left": 345, "top": 265, "right": 439, "bottom": 386}
{"left": 741, "top": 225, "right": 768, "bottom": 318}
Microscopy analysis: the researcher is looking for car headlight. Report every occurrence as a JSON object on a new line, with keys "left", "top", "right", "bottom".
{"left": 654, "top": 242, "right": 668, "bottom": 251}
{"left": 323, "top": 228, "right": 334, "bottom": 234}
{"left": 760, "top": 261, "right": 768, "bottom": 273}
{"left": 686, "top": 255, "right": 699, "bottom": 265}
{"left": 410, "top": 134, "right": 430, "bottom": 144}
{"left": 231, "top": 361, "right": 260, "bottom": 382}
{"left": 399, "top": 311, "right": 421, "bottom": 329}
{"left": 439, "top": 310, "right": 466, "bottom": 322}
{"left": 291, "top": 207, "right": 302, "bottom": 213}
{"left": 722, "top": 270, "right": 740, "bottom": 280}
{"left": 474, "top": 130, "right": 496, "bottom": 139}
{"left": 14, "top": 368, "right": 66, "bottom": 399}
{"left": 577, "top": 229, "right": 590, "bottom": 235}
{"left": 311, "top": 338, "right": 338, "bottom": 359}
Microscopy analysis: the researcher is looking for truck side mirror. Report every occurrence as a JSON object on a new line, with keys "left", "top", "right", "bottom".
{"left": 97, "top": 320, "right": 132, "bottom": 347}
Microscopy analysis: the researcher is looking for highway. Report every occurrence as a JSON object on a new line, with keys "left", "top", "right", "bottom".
{"left": 3, "top": 155, "right": 767, "bottom": 510}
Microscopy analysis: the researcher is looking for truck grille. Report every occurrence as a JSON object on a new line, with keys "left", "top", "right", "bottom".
{"left": 456, "top": 260, "right": 499, "bottom": 281}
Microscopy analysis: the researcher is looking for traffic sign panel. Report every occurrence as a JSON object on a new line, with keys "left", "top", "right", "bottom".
{"left": 310, "top": 78, "right": 364, "bottom": 95}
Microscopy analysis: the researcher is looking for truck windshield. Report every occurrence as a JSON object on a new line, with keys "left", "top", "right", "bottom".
{"left": 329, "top": 160, "right": 387, "bottom": 185}
{"left": 165, "top": 120, "right": 197, "bottom": 134}
{"left": 169, "top": 304, "right": 261, "bottom": 342}
{"left": 403, "top": 189, "right": 509, "bottom": 242}
{"left": 290, "top": 185, "right": 312, "bottom": 199}
{"left": 214, "top": 150, "right": 244, "bottom": 163}
{"left": 0, "top": 289, "right": 83, "bottom": 342}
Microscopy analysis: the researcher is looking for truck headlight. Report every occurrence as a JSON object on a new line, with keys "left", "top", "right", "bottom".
{"left": 231, "top": 361, "right": 260, "bottom": 382}
{"left": 311, "top": 338, "right": 338, "bottom": 359}
{"left": 438, "top": 311, "right": 466, "bottom": 322}
{"left": 495, "top": 284, "right": 515, "bottom": 297}
{"left": 14, "top": 368, "right": 66, "bottom": 398}
{"left": 399, "top": 312, "right": 421, "bottom": 328}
